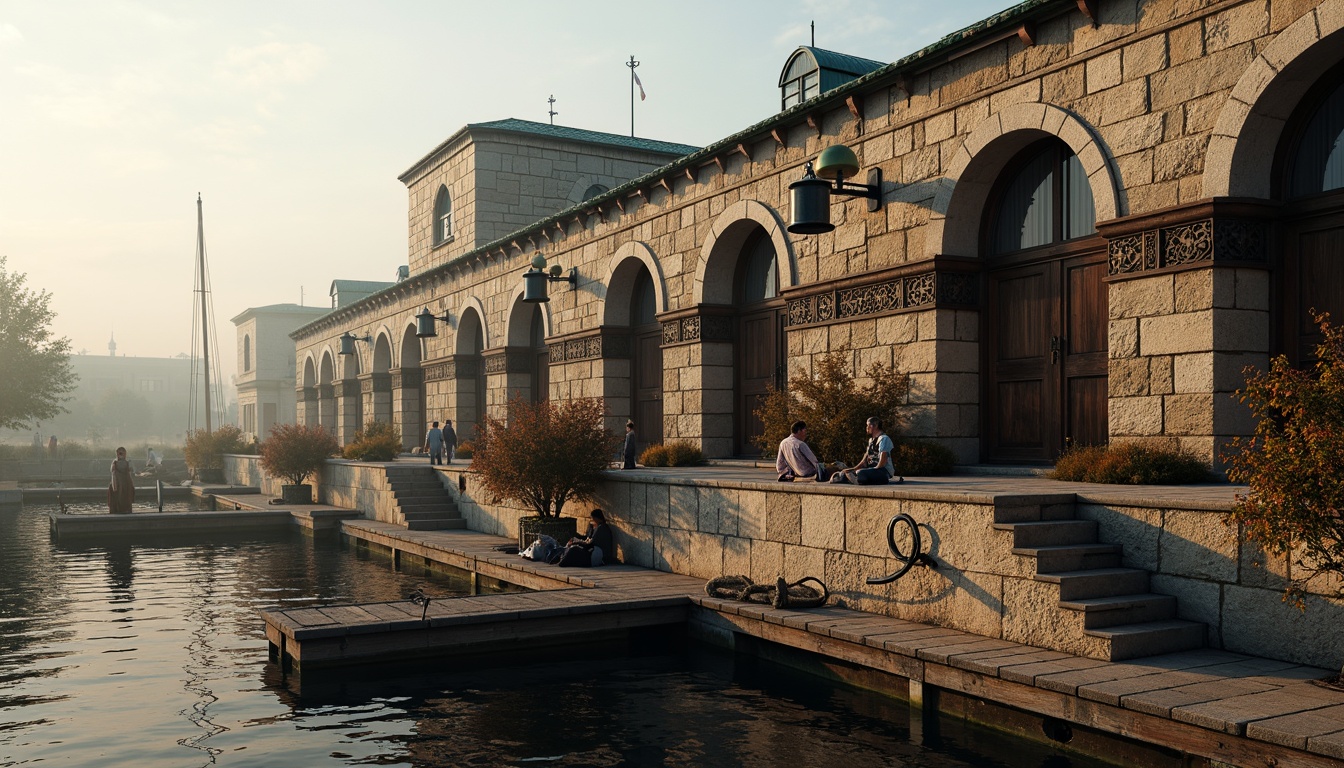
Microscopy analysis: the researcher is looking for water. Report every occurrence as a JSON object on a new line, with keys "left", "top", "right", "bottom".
{"left": 0, "top": 503, "right": 1112, "bottom": 767}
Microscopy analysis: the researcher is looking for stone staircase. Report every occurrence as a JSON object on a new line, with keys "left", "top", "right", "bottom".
{"left": 384, "top": 466, "right": 466, "bottom": 531}
{"left": 994, "top": 506, "right": 1206, "bottom": 661}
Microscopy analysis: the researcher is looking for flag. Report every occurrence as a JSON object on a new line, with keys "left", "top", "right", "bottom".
{"left": 633, "top": 70, "right": 646, "bottom": 101}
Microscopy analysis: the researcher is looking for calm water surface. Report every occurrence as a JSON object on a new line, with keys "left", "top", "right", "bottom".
{"left": 1, "top": 503, "right": 1107, "bottom": 767}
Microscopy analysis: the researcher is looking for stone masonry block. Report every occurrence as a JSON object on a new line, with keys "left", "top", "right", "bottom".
{"left": 1149, "top": 574, "right": 1224, "bottom": 647}
{"left": 688, "top": 531, "right": 727, "bottom": 580}
{"left": 1122, "top": 32, "right": 1169, "bottom": 78}
{"left": 750, "top": 539, "right": 786, "bottom": 585}
{"left": 1212, "top": 309, "right": 1269, "bottom": 353}
{"left": 1111, "top": 275, "right": 1174, "bottom": 318}
{"left": 1110, "top": 396, "right": 1164, "bottom": 436}
{"left": 1164, "top": 392, "right": 1215, "bottom": 435}
{"left": 1085, "top": 49, "right": 1122, "bottom": 93}
{"left": 1140, "top": 311, "right": 1214, "bottom": 355}
{"left": 1204, "top": 2, "right": 1269, "bottom": 53}
{"left": 1173, "top": 353, "right": 1214, "bottom": 394}
{"left": 764, "top": 493, "right": 802, "bottom": 545}
{"left": 801, "top": 493, "right": 844, "bottom": 551}
{"left": 1151, "top": 355, "right": 1175, "bottom": 395}
{"left": 1161, "top": 509, "right": 1238, "bottom": 582}
{"left": 1076, "top": 504, "right": 1161, "bottom": 572}
{"left": 844, "top": 496, "right": 903, "bottom": 559}
{"left": 1110, "top": 318, "right": 1139, "bottom": 358}
{"left": 1110, "top": 357, "right": 1152, "bottom": 397}
{"left": 1221, "top": 586, "right": 1344, "bottom": 669}
{"left": 1234, "top": 269, "right": 1269, "bottom": 311}
{"left": 1175, "top": 270, "right": 1214, "bottom": 312}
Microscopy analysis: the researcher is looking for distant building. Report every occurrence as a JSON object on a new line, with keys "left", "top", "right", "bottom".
{"left": 330, "top": 279, "right": 395, "bottom": 309}
{"left": 232, "top": 304, "right": 330, "bottom": 441}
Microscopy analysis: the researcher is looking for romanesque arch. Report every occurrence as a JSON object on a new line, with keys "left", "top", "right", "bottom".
{"left": 694, "top": 199, "right": 796, "bottom": 305}
{"left": 455, "top": 297, "right": 490, "bottom": 355}
{"left": 503, "top": 284, "right": 552, "bottom": 347}
{"left": 602, "top": 241, "right": 668, "bottom": 326}
{"left": 930, "top": 102, "right": 1121, "bottom": 259}
{"left": 1204, "top": 0, "right": 1344, "bottom": 198}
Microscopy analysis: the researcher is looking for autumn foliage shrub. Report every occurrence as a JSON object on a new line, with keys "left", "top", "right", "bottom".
{"left": 471, "top": 396, "right": 619, "bottom": 518}
{"left": 454, "top": 440, "right": 474, "bottom": 460}
{"left": 891, "top": 439, "right": 957, "bottom": 477}
{"left": 342, "top": 421, "right": 403, "bottom": 461}
{"left": 184, "top": 424, "right": 249, "bottom": 472}
{"left": 753, "top": 347, "right": 910, "bottom": 466}
{"left": 260, "top": 423, "right": 339, "bottom": 486}
{"left": 1050, "top": 441, "right": 1211, "bottom": 484}
{"left": 638, "top": 440, "right": 704, "bottom": 468}
{"left": 1227, "top": 314, "right": 1344, "bottom": 605}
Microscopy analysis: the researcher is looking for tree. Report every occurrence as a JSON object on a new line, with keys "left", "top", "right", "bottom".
{"left": 0, "top": 256, "right": 76, "bottom": 430}
{"left": 471, "top": 396, "right": 620, "bottom": 518}
{"left": 1226, "top": 314, "right": 1344, "bottom": 608}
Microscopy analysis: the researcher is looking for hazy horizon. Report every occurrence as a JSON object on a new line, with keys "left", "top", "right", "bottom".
{"left": 1, "top": 0, "right": 1010, "bottom": 397}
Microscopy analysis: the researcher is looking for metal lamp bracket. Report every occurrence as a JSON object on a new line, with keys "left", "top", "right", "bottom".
{"left": 832, "top": 167, "right": 883, "bottom": 212}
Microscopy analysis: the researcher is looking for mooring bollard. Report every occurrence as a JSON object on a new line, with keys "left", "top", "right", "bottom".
{"left": 157, "top": 480, "right": 164, "bottom": 512}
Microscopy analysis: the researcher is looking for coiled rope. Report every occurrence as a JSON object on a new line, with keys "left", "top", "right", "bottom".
{"left": 704, "top": 575, "right": 829, "bottom": 609}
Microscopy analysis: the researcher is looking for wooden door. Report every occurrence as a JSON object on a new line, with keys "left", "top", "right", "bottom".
{"left": 1281, "top": 208, "right": 1344, "bottom": 364}
{"left": 984, "top": 250, "right": 1107, "bottom": 462}
{"left": 532, "top": 350, "right": 549, "bottom": 403}
{"left": 736, "top": 308, "right": 783, "bottom": 456}
{"left": 633, "top": 328, "right": 663, "bottom": 452}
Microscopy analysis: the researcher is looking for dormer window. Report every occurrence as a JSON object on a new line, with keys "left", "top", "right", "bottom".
{"left": 433, "top": 185, "right": 453, "bottom": 246}
{"left": 780, "top": 51, "right": 820, "bottom": 110}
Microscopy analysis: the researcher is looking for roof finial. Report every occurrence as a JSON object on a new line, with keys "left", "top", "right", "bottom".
{"left": 811, "top": 20, "right": 815, "bottom": 47}
{"left": 548, "top": 94, "right": 558, "bottom": 125}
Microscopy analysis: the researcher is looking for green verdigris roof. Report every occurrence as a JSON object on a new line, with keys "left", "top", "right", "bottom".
{"left": 469, "top": 118, "right": 700, "bottom": 157}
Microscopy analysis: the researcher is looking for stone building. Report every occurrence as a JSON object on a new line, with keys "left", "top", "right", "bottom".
{"left": 293, "top": 0, "right": 1344, "bottom": 468}
{"left": 233, "top": 303, "right": 330, "bottom": 441}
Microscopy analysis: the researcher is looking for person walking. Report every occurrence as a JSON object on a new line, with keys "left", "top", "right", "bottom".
{"left": 424, "top": 421, "right": 445, "bottom": 466}
{"left": 622, "top": 421, "right": 637, "bottom": 469}
{"left": 108, "top": 446, "right": 135, "bottom": 514}
{"left": 441, "top": 419, "right": 458, "bottom": 463}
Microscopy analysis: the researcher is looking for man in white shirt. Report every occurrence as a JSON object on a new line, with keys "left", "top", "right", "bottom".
{"left": 775, "top": 421, "right": 834, "bottom": 482}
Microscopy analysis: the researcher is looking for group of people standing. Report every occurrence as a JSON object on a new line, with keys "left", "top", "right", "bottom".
{"left": 423, "top": 420, "right": 458, "bottom": 466}
{"left": 775, "top": 417, "right": 902, "bottom": 485}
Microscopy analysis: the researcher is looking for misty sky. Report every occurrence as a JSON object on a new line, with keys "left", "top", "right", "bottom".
{"left": 0, "top": 0, "right": 1009, "bottom": 394}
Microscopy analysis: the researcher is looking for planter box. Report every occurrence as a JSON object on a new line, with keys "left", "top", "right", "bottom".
{"left": 281, "top": 484, "right": 313, "bottom": 505}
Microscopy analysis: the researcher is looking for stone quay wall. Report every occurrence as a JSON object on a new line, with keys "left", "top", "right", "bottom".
{"left": 294, "top": 0, "right": 1343, "bottom": 468}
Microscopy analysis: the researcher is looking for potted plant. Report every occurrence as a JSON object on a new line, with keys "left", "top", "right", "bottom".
{"left": 184, "top": 424, "right": 248, "bottom": 484}
{"left": 471, "top": 395, "right": 620, "bottom": 547}
{"left": 260, "top": 423, "right": 339, "bottom": 504}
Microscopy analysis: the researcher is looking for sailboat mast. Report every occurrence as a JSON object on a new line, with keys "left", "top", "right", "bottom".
{"left": 197, "top": 194, "right": 212, "bottom": 434}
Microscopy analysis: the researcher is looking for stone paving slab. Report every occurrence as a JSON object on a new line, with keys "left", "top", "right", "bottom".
{"left": 1245, "top": 703, "right": 1344, "bottom": 750}
{"left": 1172, "top": 684, "right": 1344, "bottom": 735}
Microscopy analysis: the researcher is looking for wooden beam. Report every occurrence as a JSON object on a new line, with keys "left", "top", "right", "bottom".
{"left": 1077, "top": 0, "right": 1098, "bottom": 27}
{"left": 806, "top": 114, "right": 820, "bottom": 134}
{"left": 771, "top": 128, "right": 787, "bottom": 148}
{"left": 733, "top": 143, "right": 751, "bottom": 159}
{"left": 846, "top": 95, "right": 863, "bottom": 120}
{"left": 615, "top": 197, "right": 625, "bottom": 213}
{"left": 1017, "top": 22, "right": 1037, "bottom": 47}
{"left": 656, "top": 178, "right": 672, "bottom": 194}
{"left": 683, "top": 167, "right": 696, "bottom": 183}
{"left": 572, "top": 213, "right": 586, "bottom": 228}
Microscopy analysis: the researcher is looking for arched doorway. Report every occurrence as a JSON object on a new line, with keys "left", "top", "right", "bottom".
{"left": 630, "top": 268, "right": 662, "bottom": 451}
{"left": 397, "top": 325, "right": 425, "bottom": 451}
{"left": 370, "top": 333, "right": 394, "bottom": 425}
{"left": 300, "top": 356, "right": 317, "bottom": 427}
{"left": 529, "top": 307, "right": 548, "bottom": 404}
{"left": 340, "top": 348, "right": 363, "bottom": 444}
{"left": 318, "top": 351, "right": 337, "bottom": 434}
{"left": 735, "top": 229, "right": 785, "bottom": 456}
{"left": 982, "top": 139, "right": 1107, "bottom": 463}
{"left": 456, "top": 308, "right": 487, "bottom": 439}
{"left": 1276, "top": 63, "right": 1344, "bottom": 365}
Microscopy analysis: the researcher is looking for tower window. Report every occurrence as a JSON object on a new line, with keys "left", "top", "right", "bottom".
{"left": 433, "top": 185, "right": 453, "bottom": 246}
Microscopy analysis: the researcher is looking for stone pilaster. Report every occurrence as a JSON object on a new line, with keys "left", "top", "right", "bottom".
{"left": 390, "top": 367, "right": 424, "bottom": 451}
{"left": 659, "top": 307, "right": 734, "bottom": 457}
{"left": 334, "top": 379, "right": 363, "bottom": 444}
{"left": 317, "top": 383, "right": 337, "bottom": 434}
{"left": 298, "top": 386, "right": 318, "bottom": 428}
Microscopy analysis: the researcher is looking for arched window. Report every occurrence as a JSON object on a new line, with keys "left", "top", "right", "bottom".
{"left": 737, "top": 231, "right": 778, "bottom": 304}
{"left": 242, "top": 335, "right": 251, "bottom": 372}
{"left": 583, "top": 183, "right": 609, "bottom": 201}
{"left": 1287, "top": 78, "right": 1344, "bottom": 198}
{"left": 433, "top": 185, "right": 453, "bottom": 246}
{"left": 991, "top": 142, "right": 1096, "bottom": 255}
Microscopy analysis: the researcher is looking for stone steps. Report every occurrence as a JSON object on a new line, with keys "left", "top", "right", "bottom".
{"left": 1001, "top": 502, "right": 1208, "bottom": 662}
{"left": 384, "top": 466, "right": 464, "bottom": 531}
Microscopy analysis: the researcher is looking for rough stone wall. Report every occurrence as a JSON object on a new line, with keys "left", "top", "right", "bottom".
{"left": 292, "top": 0, "right": 1332, "bottom": 464}
{"left": 406, "top": 141, "right": 475, "bottom": 276}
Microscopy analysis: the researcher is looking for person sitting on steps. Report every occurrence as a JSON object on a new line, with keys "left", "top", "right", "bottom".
{"left": 830, "top": 416, "right": 903, "bottom": 485}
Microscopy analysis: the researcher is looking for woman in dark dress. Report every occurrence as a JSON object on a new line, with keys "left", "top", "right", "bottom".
{"left": 108, "top": 446, "right": 135, "bottom": 514}
{"left": 559, "top": 509, "right": 614, "bottom": 567}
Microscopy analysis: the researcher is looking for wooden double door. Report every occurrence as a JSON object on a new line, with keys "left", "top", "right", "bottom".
{"left": 1280, "top": 200, "right": 1344, "bottom": 364}
{"left": 632, "top": 326, "right": 663, "bottom": 452}
{"left": 736, "top": 306, "right": 785, "bottom": 456}
{"left": 984, "top": 247, "right": 1108, "bottom": 463}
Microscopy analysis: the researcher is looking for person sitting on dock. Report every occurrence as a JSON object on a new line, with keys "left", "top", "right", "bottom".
{"left": 558, "top": 509, "right": 614, "bottom": 567}
{"left": 776, "top": 421, "right": 833, "bottom": 482}
{"left": 830, "top": 417, "right": 902, "bottom": 486}
{"left": 425, "top": 422, "right": 445, "bottom": 466}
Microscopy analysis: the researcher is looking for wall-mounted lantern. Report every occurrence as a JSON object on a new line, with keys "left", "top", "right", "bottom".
{"left": 338, "top": 332, "right": 372, "bottom": 356}
{"left": 522, "top": 253, "right": 577, "bottom": 303}
{"left": 415, "top": 308, "right": 452, "bottom": 338}
{"left": 787, "top": 144, "right": 883, "bottom": 235}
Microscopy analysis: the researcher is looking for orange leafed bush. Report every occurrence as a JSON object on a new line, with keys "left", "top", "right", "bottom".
{"left": 1050, "top": 441, "right": 1210, "bottom": 485}
{"left": 342, "top": 421, "right": 402, "bottom": 462}
{"left": 471, "top": 396, "right": 619, "bottom": 518}
{"left": 260, "top": 423, "right": 339, "bottom": 486}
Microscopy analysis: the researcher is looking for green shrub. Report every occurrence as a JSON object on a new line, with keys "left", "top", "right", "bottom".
{"left": 260, "top": 423, "right": 338, "bottom": 486}
{"left": 1050, "top": 441, "right": 1211, "bottom": 484}
{"left": 639, "top": 443, "right": 669, "bottom": 467}
{"left": 342, "top": 421, "right": 402, "bottom": 462}
{"left": 753, "top": 346, "right": 910, "bottom": 465}
{"left": 1227, "top": 313, "right": 1344, "bottom": 607}
{"left": 184, "top": 424, "right": 249, "bottom": 471}
{"left": 892, "top": 439, "right": 956, "bottom": 476}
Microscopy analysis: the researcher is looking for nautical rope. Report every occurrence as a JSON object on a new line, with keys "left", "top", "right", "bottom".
{"left": 704, "top": 575, "right": 829, "bottom": 609}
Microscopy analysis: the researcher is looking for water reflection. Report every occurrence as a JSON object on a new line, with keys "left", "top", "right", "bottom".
{"left": 0, "top": 504, "right": 1119, "bottom": 768}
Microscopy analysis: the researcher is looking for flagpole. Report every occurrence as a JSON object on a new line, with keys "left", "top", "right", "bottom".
{"left": 627, "top": 55, "right": 640, "bottom": 137}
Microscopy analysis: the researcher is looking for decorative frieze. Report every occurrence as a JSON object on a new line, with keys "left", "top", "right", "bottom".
{"left": 482, "top": 349, "right": 535, "bottom": 374}
{"left": 546, "top": 331, "right": 636, "bottom": 363}
{"left": 423, "top": 355, "right": 480, "bottom": 381}
{"left": 660, "top": 313, "right": 733, "bottom": 345}
{"left": 1106, "top": 217, "right": 1268, "bottom": 276}
{"left": 334, "top": 380, "right": 361, "bottom": 398}
{"left": 358, "top": 372, "right": 391, "bottom": 393}
{"left": 785, "top": 269, "right": 978, "bottom": 328}
{"left": 390, "top": 367, "right": 423, "bottom": 390}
